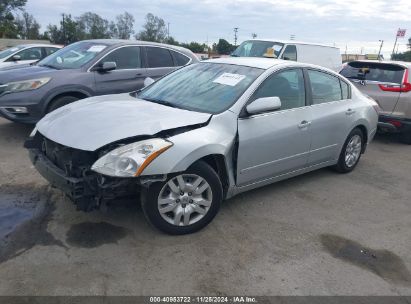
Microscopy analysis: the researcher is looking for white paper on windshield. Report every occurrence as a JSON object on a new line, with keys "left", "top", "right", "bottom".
{"left": 10, "top": 48, "right": 19, "bottom": 52}
{"left": 213, "top": 73, "right": 246, "bottom": 86}
{"left": 87, "top": 45, "right": 106, "bottom": 52}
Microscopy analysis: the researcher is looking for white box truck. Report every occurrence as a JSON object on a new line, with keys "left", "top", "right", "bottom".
{"left": 232, "top": 39, "right": 342, "bottom": 72}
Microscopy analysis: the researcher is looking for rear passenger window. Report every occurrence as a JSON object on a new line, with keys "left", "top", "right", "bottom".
{"left": 252, "top": 69, "right": 305, "bottom": 110}
{"left": 172, "top": 51, "right": 190, "bottom": 66}
{"left": 101, "top": 46, "right": 141, "bottom": 69}
{"left": 340, "top": 80, "right": 350, "bottom": 99}
{"left": 282, "top": 45, "right": 297, "bottom": 61}
{"left": 146, "top": 47, "right": 174, "bottom": 68}
{"left": 308, "top": 70, "right": 342, "bottom": 104}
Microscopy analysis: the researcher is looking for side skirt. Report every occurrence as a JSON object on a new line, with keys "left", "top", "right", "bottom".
{"left": 226, "top": 160, "right": 336, "bottom": 199}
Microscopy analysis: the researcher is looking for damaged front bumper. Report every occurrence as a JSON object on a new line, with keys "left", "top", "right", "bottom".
{"left": 26, "top": 134, "right": 170, "bottom": 211}
{"left": 28, "top": 147, "right": 139, "bottom": 211}
{"left": 29, "top": 148, "right": 89, "bottom": 205}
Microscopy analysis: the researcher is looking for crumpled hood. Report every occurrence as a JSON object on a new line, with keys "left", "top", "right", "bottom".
{"left": 37, "top": 93, "right": 211, "bottom": 151}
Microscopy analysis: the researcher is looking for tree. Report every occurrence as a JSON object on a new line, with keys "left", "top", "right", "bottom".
{"left": 392, "top": 51, "right": 411, "bottom": 62}
{"left": 216, "top": 38, "right": 235, "bottom": 55}
{"left": 46, "top": 14, "right": 79, "bottom": 45}
{"left": 164, "top": 36, "right": 179, "bottom": 46}
{"left": 113, "top": 12, "right": 134, "bottom": 39}
{"left": 181, "top": 41, "right": 207, "bottom": 53}
{"left": 136, "top": 13, "right": 167, "bottom": 42}
{"left": 0, "top": 0, "right": 27, "bottom": 38}
{"left": 15, "top": 12, "right": 40, "bottom": 39}
{"left": 77, "top": 12, "right": 110, "bottom": 39}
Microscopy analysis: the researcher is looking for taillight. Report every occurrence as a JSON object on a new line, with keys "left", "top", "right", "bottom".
{"left": 387, "top": 120, "right": 402, "bottom": 128}
{"left": 378, "top": 69, "right": 411, "bottom": 93}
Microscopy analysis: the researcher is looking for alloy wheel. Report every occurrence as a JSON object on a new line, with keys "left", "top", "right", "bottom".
{"left": 345, "top": 134, "right": 362, "bottom": 168}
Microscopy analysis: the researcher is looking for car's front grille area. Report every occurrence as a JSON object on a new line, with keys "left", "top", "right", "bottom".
{"left": 38, "top": 134, "right": 98, "bottom": 178}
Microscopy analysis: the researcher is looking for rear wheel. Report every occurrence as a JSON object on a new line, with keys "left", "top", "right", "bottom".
{"left": 141, "top": 161, "right": 223, "bottom": 235}
{"left": 47, "top": 96, "right": 79, "bottom": 113}
{"left": 334, "top": 128, "right": 364, "bottom": 173}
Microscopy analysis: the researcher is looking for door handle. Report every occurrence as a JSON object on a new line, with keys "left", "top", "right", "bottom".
{"left": 298, "top": 120, "right": 311, "bottom": 129}
{"left": 346, "top": 108, "right": 356, "bottom": 115}
{"left": 136, "top": 73, "right": 143, "bottom": 77}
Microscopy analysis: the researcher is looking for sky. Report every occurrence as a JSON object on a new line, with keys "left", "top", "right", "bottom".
{"left": 25, "top": 0, "right": 411, "bottom": 58}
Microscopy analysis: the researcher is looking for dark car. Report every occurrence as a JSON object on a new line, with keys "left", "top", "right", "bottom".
{"left": 0, "top": 39, "right": 198, "bottom": 123}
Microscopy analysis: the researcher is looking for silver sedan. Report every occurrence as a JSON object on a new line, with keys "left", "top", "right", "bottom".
{"left": 27, "top": 57, "right": 379, "bottom": 234}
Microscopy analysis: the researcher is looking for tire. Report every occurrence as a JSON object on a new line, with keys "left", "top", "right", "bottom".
{"left": 47, "top": 96, "right": 79, "bottom": 113}
{"left": 141, "top": 161, "right": 223, "bottom": 235}
{"left": 400, "top": 131, "right": 411, "bottom": 145}
{"left": 333, "top": 128, "right": 364, "bottom": 173}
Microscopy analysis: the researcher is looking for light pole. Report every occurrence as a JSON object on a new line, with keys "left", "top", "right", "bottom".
{"left": 234, "top": 27, "right": 238, "bottom": 46}
{"left": 377, "top": 40, "right": 384, "bottom": 60}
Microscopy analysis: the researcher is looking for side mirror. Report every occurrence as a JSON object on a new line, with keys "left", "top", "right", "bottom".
{"left": 143, "top": 77, "right": 155, "bottom": 87}
{"left": 12, "top": 55, "right": 21, "bottom": 61}
{"left": 246, "top": 97, "right": 281, "bottom": 115}
{"left": 96, "top": 61, "right": 117, "bottom": 72}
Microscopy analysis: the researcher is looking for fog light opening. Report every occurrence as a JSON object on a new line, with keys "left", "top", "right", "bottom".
{"left": 2, "top": 107, "right": 28, "bottom": 114}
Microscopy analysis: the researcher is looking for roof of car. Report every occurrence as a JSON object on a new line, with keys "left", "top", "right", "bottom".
{"left": 16, "top": 44, "right": 62, "bottom": 48}
{"left": 80, "top": 39, "right": 196, "bottom": 56}
{"left": 243, "top": 39, "right": 339, "bottom": 49}
{"left": 348, "top": 60, "right": 411, "bottom": 68}
{"left": 204, "top": 57, "right": 304, "bottom": 69}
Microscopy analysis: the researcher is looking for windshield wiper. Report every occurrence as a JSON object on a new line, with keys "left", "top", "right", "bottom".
{"left": 39, "top": 64, "right": 61, "bottom": 70}
{"left": 141, "top": 97, "right": 183, "bottom": 110}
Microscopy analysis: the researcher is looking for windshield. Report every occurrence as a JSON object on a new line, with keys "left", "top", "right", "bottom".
{"left": 0, "top": 45, "right": 26, "bottom": 59}
{"left": 38, "top": 41, "right": 108, "bottom": 69}
{"left": 340, "top": 62, "right": 405, "bottom": 83}
{"left": 138, "top": 62, "right": 263, "bottom": 114}
{"left": 232, "top": 40, "right": 284, "bottom": 58}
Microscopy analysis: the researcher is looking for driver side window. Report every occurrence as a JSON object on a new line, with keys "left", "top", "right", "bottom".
{"left": 100, "top": 46, "right": 141, "bottom": 70}
{"left": 251, "top": 69, "right": 306, "bottom": 110}
{"left": 7, "top": 47, "right": 42, "bottom": 61}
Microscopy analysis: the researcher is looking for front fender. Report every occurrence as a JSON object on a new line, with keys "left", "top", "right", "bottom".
{"left": 141, "top": 112, "right": 238, "bottom": 176}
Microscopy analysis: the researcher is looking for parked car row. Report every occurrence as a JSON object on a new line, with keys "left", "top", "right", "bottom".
{"left": 0, "top": 38, "right": 402, "bottom": 234}
{"left": 23, "top": 55, "right": 379, "bottom": 234}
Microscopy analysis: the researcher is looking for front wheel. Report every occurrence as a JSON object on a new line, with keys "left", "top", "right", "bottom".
{"left": 141, "top": 161, "right": 223, "bottom": 235}
{"left": 333, "top": 128, "right": 364, "bottom": 173}
{"left": 47, "top": 96, "right": 79, "bottom": 113}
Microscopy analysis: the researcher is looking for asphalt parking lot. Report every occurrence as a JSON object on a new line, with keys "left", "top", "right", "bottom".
{"left": 0, "top": 116, "right": 410, "bottom": 296}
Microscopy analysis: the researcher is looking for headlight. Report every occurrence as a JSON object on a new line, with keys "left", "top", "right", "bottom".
{"left": 5, "top": 78, "right": 51, "bottom": 94}
{"left": 91, "top": 138, "right": 173, "bottom": 177}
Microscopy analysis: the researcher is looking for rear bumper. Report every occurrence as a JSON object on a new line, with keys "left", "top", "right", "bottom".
{"left": 378, "top": 115, "right": 411, "bottom": 133}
